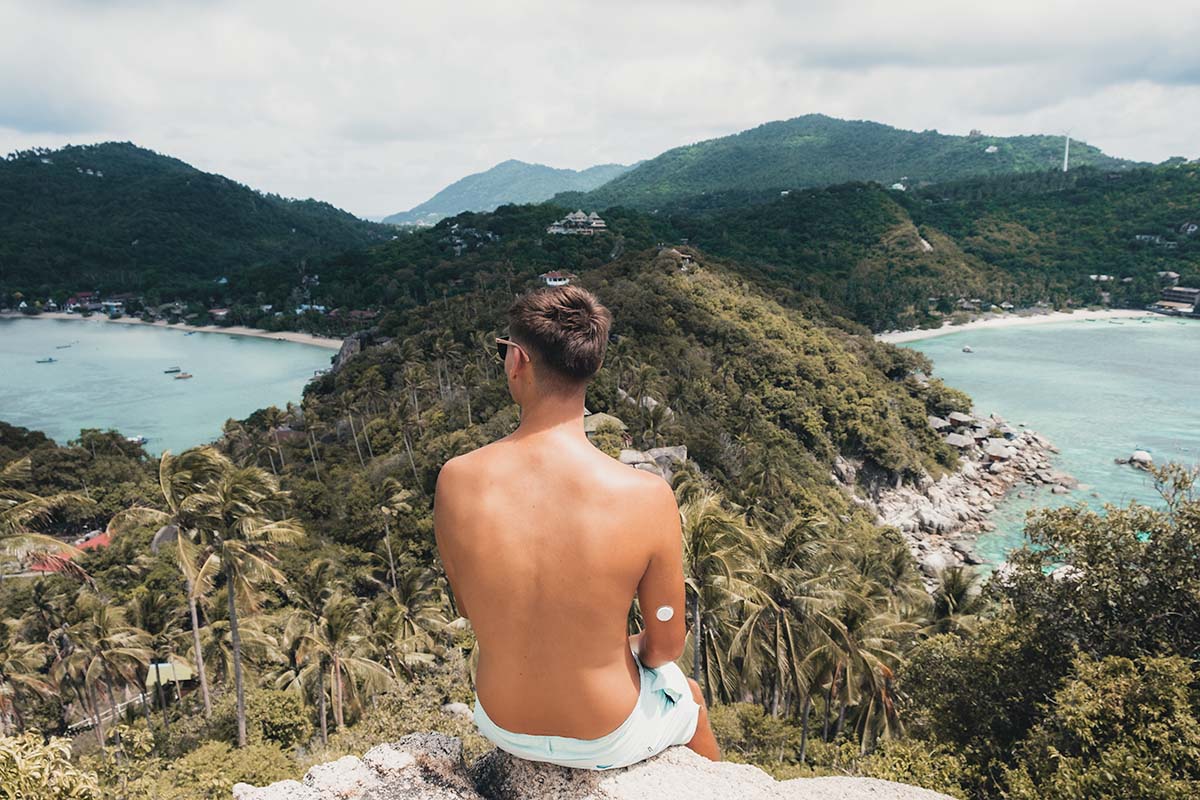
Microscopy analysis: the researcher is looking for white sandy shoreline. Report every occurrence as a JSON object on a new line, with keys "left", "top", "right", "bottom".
{"left": 876, "top": 309, "right": 1166, "bottom": 344}
{"left": 0, "top": 311, "right": 345, "bottom": 350}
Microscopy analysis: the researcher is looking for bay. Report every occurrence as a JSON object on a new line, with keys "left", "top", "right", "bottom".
{"left": 905, "top": 315, "right": 1200, "bottom": 564}
{"left": 0, "top": 317, "right": 332, "bottom": 455}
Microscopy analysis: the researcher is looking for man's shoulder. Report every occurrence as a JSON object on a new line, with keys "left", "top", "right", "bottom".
{"left": 439, "top": 441, "right": 502, "bottom": 481}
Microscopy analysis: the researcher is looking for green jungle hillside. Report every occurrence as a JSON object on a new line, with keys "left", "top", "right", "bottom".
{"left": 559, "top": 114, "right": 1138, "bottom": 211}
{"left": 383, "top": 160, "right": 632, "bottom": 226}
{"left": 0, "top": 143, "right": 388, "bottom": 297}
{"left": 3, "top": 240, "right": 1200, "bottom": 799}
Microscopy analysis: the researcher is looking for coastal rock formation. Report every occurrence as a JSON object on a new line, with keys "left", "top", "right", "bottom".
{"left": 845, "top": 411, "right": 1073, "bottom": 579}
{"left": 233, "top": 733, "right": 956, "bottom": 800}
{"left": 619, "top": 445, "right": 687, "bottom": 483}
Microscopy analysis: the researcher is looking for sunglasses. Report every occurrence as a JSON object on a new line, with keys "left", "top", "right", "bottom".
{"left": 495, "top": 337, "right": 527, "bottom": 361}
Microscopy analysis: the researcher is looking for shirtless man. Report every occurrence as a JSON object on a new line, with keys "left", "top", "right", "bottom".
{"left": 434, "top": 285, "right": 720, "bottom": 770}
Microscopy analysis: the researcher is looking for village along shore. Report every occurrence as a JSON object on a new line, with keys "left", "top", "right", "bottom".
{"left": 0, "top": 310, "right": 344, "bottom": 350}
{"left": 875, "top": 307, "right": 1157, "bottom": 344}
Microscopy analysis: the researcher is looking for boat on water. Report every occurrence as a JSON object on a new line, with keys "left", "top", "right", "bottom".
{"left": 962, "top": 345, "right": 974, "bottom": 353}
{"left": 163, "top": 366, "right": 182, "bottom": 374}
{"left": 185, "top": 331, "right": 196, "bottom": 336}
{"left": 35, "top": 357, "right": 57, "bottom": 364}
{"left": 1108, "top": 320, "right": 1125, "bottom": 325}
{"left": 174, "top": 373, "right": 193, "bottom": 380}
{"left": 55, "top": 344, "right": 72, "bottom": 349}
{"left": 126, "top": 435, "right": 148, "bottom": 445}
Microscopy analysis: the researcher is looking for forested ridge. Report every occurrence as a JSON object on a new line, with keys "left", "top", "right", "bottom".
{"left": 0, "top": 142, "right": 388, "bottom": 298}
{"left": 4, "top": 245, "right": 1199, "bottom": 799}
{"left": 558, "top": 114, "right": 1138, "bottom": 211}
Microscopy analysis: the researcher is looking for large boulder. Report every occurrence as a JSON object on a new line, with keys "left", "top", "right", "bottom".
{"left": 235, "top": 733, "right": 958, "bottom": 800}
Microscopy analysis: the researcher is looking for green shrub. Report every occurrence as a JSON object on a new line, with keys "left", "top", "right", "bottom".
{"left": 0, "top": 733, "right": 101, "bottom": 800}
{"left": 1003, "top": 654, "right": 1200, "bottom": 800}
{"left": 207, "top": 688, "right": 313, "bottom": 749}
{"left": 152, "top": 741, "right": 297, "bottom": 800}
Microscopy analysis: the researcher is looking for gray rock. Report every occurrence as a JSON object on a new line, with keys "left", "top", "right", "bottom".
{"left": 1051, "top": 484, "right": 1071, "bottom": 495}
{"left": 442, "top": 702, "right": 472, "bottom": 720}
{"left": 237, "top": 734, "right": 957, "bottom": 800}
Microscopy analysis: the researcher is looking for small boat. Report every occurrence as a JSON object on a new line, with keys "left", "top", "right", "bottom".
{"left": 185, "top": 331, "right": 196, "bottom": 336}
{"left": 962, "top": 345, "right": 973, "bottom": 353}
{"left": 35, "top": 357, "right": 57, "bottom": 364}
{"left": 163, "top": 366, "right": 182, "bottom": 374}
{"left": 1108, "top": 320, "right": 1124, "bottom": 325}
{"left": 126, "top": 435, "right": 148, "bottom": 445}
{"left": 55, "top": 344, "right": 72, "bottom": 349}
{"left": 174, "top": 373, "right": 193, "bottom": 380}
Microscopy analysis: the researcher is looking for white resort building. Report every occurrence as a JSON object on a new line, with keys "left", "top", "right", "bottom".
{"left": 547, "top": 210, "right": 607, "bottom": 235}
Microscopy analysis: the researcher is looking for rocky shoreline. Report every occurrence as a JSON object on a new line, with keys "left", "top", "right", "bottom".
{"left": 839, "top": 411, "right": 1076, "bottom": 583}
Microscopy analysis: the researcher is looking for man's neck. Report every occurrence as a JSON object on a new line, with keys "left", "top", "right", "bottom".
{"left": 512, "top": 393, "right": 590, "bottom": 444}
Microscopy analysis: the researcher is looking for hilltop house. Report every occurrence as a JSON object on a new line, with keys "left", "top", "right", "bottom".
{"left": 539, "top": 271, "right": 575, "bottom": 286}
{"left": 547, "top": 210, "right": 607, "bottom": 235}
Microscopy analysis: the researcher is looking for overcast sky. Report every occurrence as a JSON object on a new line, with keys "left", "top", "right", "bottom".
{"left": 2, "top": 1, "right": 1198, "bottom": 218}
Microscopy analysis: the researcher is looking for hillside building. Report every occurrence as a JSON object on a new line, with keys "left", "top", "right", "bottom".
{"left": 547, "top": 210, "right": 607, "bottom": 235}
{"left": 1153, "top": 286, "right": 1200, "bottom": 314}
{"left": 539, "top": 271, "right": 575, "bottom": 286}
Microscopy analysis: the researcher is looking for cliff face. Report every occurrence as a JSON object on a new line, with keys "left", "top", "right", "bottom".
{"left": 233, "top": 733, "right": 958, "bottom": 800}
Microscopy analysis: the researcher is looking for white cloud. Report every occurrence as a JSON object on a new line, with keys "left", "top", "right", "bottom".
{"left": 1, "top": 0, "right": 1197, "bottom": 216}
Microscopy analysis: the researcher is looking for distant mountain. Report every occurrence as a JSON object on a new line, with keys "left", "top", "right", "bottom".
{"left": 0, "top": 142, "right": 388, "bottom": 294}
{"left": 383, "top": 160, "right": 631, "bottom": 226}
{"left": 563, "top": 114, "right": 1141, "bottom": 211}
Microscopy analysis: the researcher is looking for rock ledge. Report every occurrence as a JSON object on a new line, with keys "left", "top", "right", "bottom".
{"left": 234, "top": 733, "right": 956, "bottom": 800}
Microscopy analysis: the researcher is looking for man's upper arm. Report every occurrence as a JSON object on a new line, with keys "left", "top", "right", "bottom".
{"left": 635, "top": 477, "right": 687, "bottom": 666}
{"left": 434, "top": 456, "right": 470, "bottom": 619}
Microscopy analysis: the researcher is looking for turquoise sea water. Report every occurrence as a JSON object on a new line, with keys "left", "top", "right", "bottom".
{"left": 0, "top": 318, "right": 332, "bottom": 455}
{"left": 906, "top": 316, "right": 1200, "bottom": 564}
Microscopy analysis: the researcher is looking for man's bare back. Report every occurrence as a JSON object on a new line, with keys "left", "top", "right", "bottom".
{"left": 435, "top": 428, "right": 684, "bottom": 738}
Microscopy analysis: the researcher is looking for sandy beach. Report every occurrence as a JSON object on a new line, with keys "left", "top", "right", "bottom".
{"left": 0, "top": 311, "right": 345, "bottom": 350}
{"left": 876, "top": 309, "right": 1161, "bottom": 344}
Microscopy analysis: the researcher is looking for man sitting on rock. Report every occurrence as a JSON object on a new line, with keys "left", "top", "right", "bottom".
{"left": 434, "top": 284, "right": 721, "bottom": 770}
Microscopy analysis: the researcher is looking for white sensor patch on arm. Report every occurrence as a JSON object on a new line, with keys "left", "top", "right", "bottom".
{"left": 655, "top": 605, "right": 675, "bottom": 622}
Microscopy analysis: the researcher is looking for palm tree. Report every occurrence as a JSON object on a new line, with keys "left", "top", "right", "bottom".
{"left": 926, "top": 566, "right": 986, "bottom": 636}
{"left": 1, "top": 456, "right": 92, "bottom": 574}
{"left": 65, "top": 601, "right": 152, "bottom": 750}
{"left": 106, "top": 448, "right": 225, "bottom": 718}
{"left": 187, "top": 458, "right": 304, "bottom": 747}
{"left": 0, "top": 621, "right": 51, "bottom": 735}
{"left": 299, "top": 592, "right": 390, "bottom": 731}
{"left": 129, "top": 591, "right": 187, "bottom": 736}
{"left": 678, "top": 490, "right": 769, "bottom": 703}
{"left": 365, "top": 566, "right": 447, "bottom": 680}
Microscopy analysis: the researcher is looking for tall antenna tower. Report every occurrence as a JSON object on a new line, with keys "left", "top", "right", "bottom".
{"left": 1062, "top": 133, "right": 1071, "bottom": 173}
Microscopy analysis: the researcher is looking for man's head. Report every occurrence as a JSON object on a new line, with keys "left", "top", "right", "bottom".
{"left": 502, "top": 285, "right": 612, "bottom": 402}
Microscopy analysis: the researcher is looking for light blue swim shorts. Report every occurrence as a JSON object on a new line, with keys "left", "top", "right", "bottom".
{"left": 472, "top": 656, "right": 700, "bottom": 770}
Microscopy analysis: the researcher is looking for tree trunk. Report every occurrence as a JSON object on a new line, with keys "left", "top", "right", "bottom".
{"left": 360, "top": 414, "right": 375, "bottom": 459}
{"left": 317, "top": 665, "right": 328, "bottom": 746}
{"left": 690, "top": 592, "right": 702, "bottom": 687}
{"left": 88, "top": 682, "right": 107, "bottom": 752}
{"left": 402, "top": 432, "right": 420, "bottom": 487}
{"left": 383, "top": 521, "right": 398, "bottom": 593}
{"left": 835, "top": 697, "right": 847, "bottom": 738}
{"left": 347, "top": 415, "right": 366, "bottom": 467}
{"left": 100, "top": 671, "right": 124, "bottom": 752}
{"left": 332, "top": 658, "right": 345, "bottom": 729}
{"left": 273, "top": 430, "right": 286, "bottom": 467}
{"left": 188, "top": 592, "right": 212, "bottom": 718}
{"left": 154, "top": 661, "right": 171, "bottom": 734}
{"left": 226, "top": 562, "right": 248, "bottom": 747}
{"left": 139, "top": 687, "right": 155, "bottom": 744}
{"left": 308, "top": 432, "right": 322, "bottom": 483}
{"left": 798, "top": 694, "right": 813, "bottom": 765}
